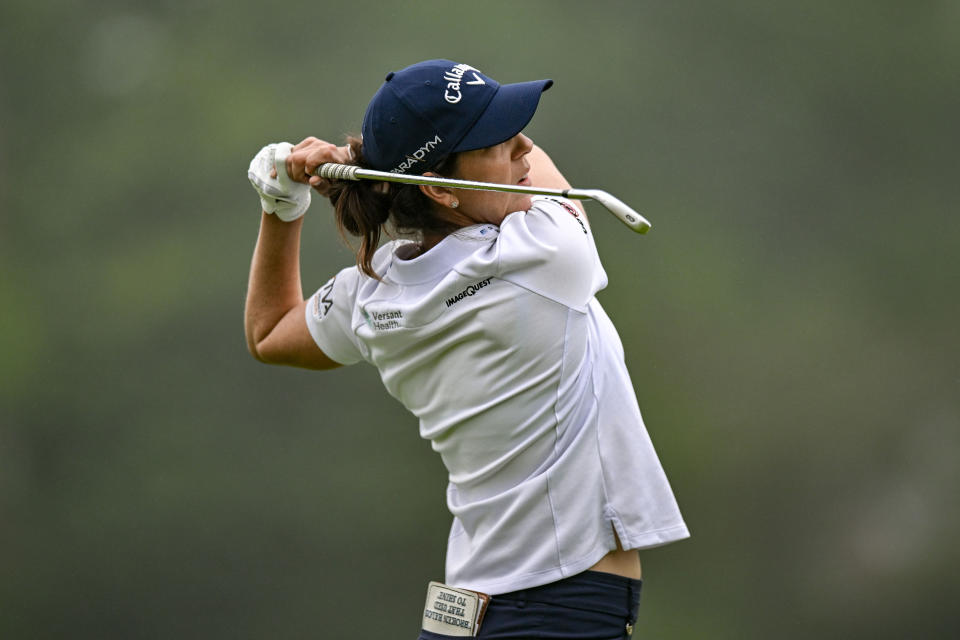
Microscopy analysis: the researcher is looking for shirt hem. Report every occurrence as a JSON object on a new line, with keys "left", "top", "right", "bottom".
{"left": 449, "top": 523, "right": 689, "bottom": 595}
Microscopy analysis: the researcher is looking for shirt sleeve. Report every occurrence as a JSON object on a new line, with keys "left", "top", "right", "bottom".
{"left": 304, "top": 266, "right": 366, "bottom": 365}
{"left": 495, "top": 196, "right": 608, "bottom": 310}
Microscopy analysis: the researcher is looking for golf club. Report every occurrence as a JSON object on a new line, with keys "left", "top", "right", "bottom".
{"left": 313, "top": 163, "right": 651, "bottom": 234}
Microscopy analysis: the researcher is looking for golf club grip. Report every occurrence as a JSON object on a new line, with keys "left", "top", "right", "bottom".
{"left": 315, "top": 163, "right": 361, "bottom": 181}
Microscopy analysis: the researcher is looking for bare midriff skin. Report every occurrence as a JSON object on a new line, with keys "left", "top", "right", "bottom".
{"left": 589, "top": 549, "right": 642, "bottom": 580}
{"left": 588, "top": 530, "right": 642, "bottom": 579}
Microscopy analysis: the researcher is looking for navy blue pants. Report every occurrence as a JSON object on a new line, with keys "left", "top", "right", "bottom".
{"left": 418, "top": 571, "right": 642, "bottom": 640}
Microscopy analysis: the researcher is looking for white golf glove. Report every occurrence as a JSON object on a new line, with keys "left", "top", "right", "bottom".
{"left": 247, "top": 142, "right": 312, "bottom": 221}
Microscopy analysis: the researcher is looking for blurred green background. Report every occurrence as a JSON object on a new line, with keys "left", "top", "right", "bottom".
{"left": 2, "top": 0, "right": 958, "bottom": 637}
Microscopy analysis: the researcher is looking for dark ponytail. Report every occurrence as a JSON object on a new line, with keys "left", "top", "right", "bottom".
{"left": 326, "top": 136, "right": 460, "bottom": 280}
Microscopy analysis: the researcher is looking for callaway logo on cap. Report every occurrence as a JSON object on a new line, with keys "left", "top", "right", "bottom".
{"left": 360, "top": 59, "right": 553, "bottom": 174}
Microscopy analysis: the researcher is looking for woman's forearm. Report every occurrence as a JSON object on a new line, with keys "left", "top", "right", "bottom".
{"left": 244, "top": 212, "right": 305, "bottom": 360}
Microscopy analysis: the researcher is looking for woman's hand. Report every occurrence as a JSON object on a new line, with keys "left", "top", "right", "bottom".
{"left": 248, "top": 142, "right": 313, "bottom": 221}
{"left": 275, "top": 137, "right": 354, "bottom": 197}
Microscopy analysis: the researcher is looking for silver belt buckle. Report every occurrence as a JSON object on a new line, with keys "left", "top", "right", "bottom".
{"left": 421, "top": 581, "right": 491, "bottom": 637}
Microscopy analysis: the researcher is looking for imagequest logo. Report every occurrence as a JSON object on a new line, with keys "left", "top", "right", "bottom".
{"left": 445, "top": 278, "right": 493, "bottom": 307}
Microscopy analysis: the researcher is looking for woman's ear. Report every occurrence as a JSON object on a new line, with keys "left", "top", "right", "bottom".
{"left": 419, "top": 174, "right": 457, "bottom": 208}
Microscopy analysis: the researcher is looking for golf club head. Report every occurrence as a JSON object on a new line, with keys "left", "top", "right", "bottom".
{"left": 578, "top": 190, "right": 651, "bottom": 234}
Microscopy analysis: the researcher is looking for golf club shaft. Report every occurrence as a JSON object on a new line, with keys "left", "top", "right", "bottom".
{"left": 314, "top": 163, "right": 650, "bottom": 233}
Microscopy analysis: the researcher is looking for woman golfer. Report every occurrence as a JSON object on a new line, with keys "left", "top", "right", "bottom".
{"left": 245, "top": 59, "right": 688, "bottom": 639}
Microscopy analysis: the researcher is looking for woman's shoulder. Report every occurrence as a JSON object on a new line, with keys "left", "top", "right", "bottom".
{"left": 498, "top": 197, "right": 596, "bottom": 264}
{"left": 494, "top": 197, "right": 607, "bottom": 309}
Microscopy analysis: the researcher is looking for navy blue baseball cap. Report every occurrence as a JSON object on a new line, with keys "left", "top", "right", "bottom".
{"left": 361, "top": 59, "right": 552, "bottom": 174}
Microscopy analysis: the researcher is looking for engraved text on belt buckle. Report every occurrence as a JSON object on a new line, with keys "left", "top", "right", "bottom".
{"left": 421, "top": 581, "right": 491, "bottom": 637}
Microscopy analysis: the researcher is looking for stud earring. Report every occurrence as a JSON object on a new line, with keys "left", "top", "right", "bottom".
{"left": 451, "top": 200, "right": 459, "bottom": 209}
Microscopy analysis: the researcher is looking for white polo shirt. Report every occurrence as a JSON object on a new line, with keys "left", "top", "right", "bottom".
{"left": 306, "top": 197, "right": 689, "bottom": 595}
